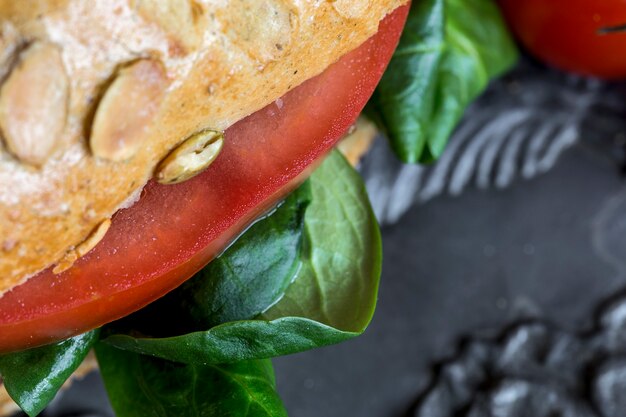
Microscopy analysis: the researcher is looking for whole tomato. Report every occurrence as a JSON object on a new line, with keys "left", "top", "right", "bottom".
{"left": 499, "top": 0, "right": 626, "bottom": 80}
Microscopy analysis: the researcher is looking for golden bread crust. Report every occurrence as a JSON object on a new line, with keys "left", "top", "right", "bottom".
{"left": 0, "top": 0, "right": 405, "bottom": 294}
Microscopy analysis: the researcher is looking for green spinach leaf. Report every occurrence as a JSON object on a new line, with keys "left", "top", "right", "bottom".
{"left": 0, "top": 330, "right": 99, "bottom": 417}
{"left": 99, "top": 318, "right": 353, "bottom": 365}
{"left": 123, "top": 182, "right": 311, "bottom": 335}
{"left": 102, "top": 151, "right": 382, "bottom": 364}
{"left": 367, "top": 0, "right": 517, "bottom": 163}
{"left": 260, "top": 151, "right": 381, "bottom": 331}
{"left": 181, "top": 182, "right": 310, "bottom": 327}
{"left": 95, "top": 343, "right": 287, "bottom": 417}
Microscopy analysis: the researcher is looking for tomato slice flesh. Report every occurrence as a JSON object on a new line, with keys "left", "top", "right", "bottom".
{"left": 0, "top": 5, "right": 409, "bottom": 353}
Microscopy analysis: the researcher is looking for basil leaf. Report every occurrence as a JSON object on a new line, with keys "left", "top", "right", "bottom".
{"left": 0, "top": 330, "right": 99, "bottom": 417}
{"left": 95, "top": 343, "right": 287, "bottom": 417}
{"left": 122, "top": 182, "right": 311, "bottom": 335}
{"left": 367, "top": 0, "right": 518, "bottom": 163}
{"left": 103, "top": 151, "right": 382, "bottom": 364}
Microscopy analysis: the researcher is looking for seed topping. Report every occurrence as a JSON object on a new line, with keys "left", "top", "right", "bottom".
{"left": 156, "top": 129, "right": 224, "bottom": 184}
{"left": 90, "top": 59, "right": 167, "bottom": 161}
{"left": 53, "top": 219, "right": 111, "bottom": 274}
{"left": 0, "top": 42, "right": 68, "bottom": 166}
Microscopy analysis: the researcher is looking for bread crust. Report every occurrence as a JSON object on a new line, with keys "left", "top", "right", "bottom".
{"left": 0, "top": 0, "right": 405, "bottom": 294}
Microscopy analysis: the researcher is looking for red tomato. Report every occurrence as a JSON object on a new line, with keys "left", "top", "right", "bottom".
{"left": 0, "top": 5, "right": 409, "bottom": 353}
{"left": 499, "top": 0, "right": 626, "bottom": 79}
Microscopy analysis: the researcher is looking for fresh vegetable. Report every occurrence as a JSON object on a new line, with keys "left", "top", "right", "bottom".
{"left": 0, "top": 330, "right": 98, "bottom": 416}
{"left": 499, "top": 0, "right": 626, "bottom": 79}
{"left": 0, "top": 5, "right": 408, "bottom": 354}
{"left": 95, "top": 347, "right": 288, "bottom": 417}
{"left": 136, "top": 181, "right": 311, "bottom": 332}
{"left": 0, "top": 150, "right": 382, "bottom": 416}
{"left": 368, "top": 0, "right": 517, "bottom": 163}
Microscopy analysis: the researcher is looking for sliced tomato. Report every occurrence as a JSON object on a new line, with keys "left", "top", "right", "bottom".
{"left": 0, "top": 5, "right": 409, "bottom": 353}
